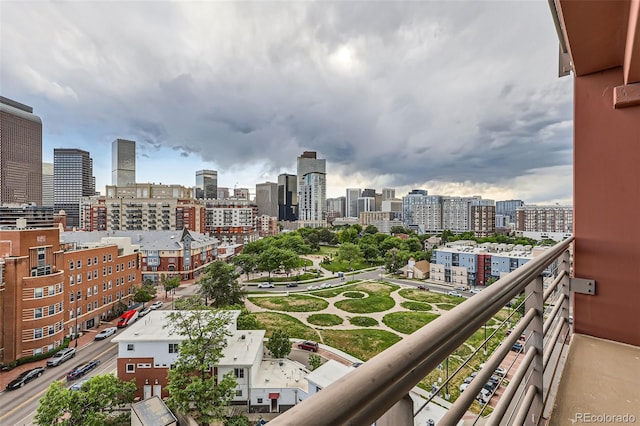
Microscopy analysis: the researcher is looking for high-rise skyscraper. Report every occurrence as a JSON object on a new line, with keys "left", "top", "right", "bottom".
{"left": 256, "top": 182, "right": 278, "bottom": 217}
{"left": 111, "top": 139, "right": 136, "bottom": 186}
{"left": 0, "top": 97, "right": 43, "bottom": 205}
{"left": 195, "top": 170, "right": 217, "bottom": 199}
{"left": 42, "top": 162, "right": 54, "bottom": 207}
{"left": 346, "top": 188, "right": 361, "bottom": 218}
{"left": 278, "top": 173, "right": 297, "bottom": 221}
{"left": 54, "top": 148, "right": 95, "bottom": 229}
{"left": 381, "top": 188, "right": 396, "bottom": 201}
{"left": 297, "top": 151, "right": 326, "bottom": 222}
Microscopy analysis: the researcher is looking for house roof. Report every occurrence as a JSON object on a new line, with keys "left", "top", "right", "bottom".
{"left": 61, "top": 229, "right": 218, "bottom": 252}
{"left": 414, "top": 260, "right": 430, "bottom": 272}
{"left": 305, "top": 359, "right": 354, "bottom": 389}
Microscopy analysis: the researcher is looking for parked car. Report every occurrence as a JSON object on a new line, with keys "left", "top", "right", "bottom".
{"left": 139, "top": 307, "right": 152, "bottom": 317}
{"left": 455, "top": 286, "right": 467, "bottom": 291}
{"left": 447, "top": 291, "right": 463, "bottom": 297}
{"left": 257, "top": 282, "right": 275, "bottom": 288}
{"left": 297, "top": 341, "right": 319, "bottom": 352}
{"left": 67, "top": 359, "right": 101, "bottom": 381}
{"left": 286, "top": 283, "right": 298, "bottom": 288}
{"left": 47, "top": 347, "right": 76, "bottom": 367}
{"left": 511, "top": 342, "right": 524, "bottom": 352}
{"left": 117, "top": 309, "right": 139, "bottom": 328}
{"left": 470, "top": 288, "right": 482, "bottom": 294}
{"left": 69, "top": 378, "right": 90, "bottom": 391}
{"left": 94, "top": 327, "right": 117, "bottom": 340}
{"left": 463, "top": 376, "right": 474, "bottom": 384}
{"left": 6, "top": 367, "right": 45, "bottom": 390}
{"left": 459, "top": 383, "right": 469, "bottom": 392}
{"left": 494, "top": 367, "right": 507, "bottom": 377}
{"left": 150, "top": 301, "right": 163, "bottom": 310}
{"left": 417, "top": 285, "right": 429, "bottom": 291}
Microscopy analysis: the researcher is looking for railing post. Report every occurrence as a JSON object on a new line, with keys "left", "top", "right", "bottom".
{"left": 561, "top": 249, "right": 571, "bottom": 333}
{"left": 524, "top": 275, "right": 544, "bottom": 425}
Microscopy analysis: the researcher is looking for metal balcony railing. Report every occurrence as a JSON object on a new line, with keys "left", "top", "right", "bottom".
{"left": 270, "top": 237, "right": 574, "bottom": 426}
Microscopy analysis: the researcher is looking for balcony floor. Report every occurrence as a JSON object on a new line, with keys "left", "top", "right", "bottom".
{"left": 548, "top": 334, "right": 640, "bottom": 425}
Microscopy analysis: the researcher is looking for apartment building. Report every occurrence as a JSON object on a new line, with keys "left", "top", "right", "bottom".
{"left": 256, "top": 215, "right": 279, "bottom": 237}
{"left": 297, "top": 151, "right": 326, "bottom": 222}
{"left": 61, "top": 228, "right": 219, "bottom": 282}
{"left": 54, "top": 148, "right": 95, "bottom": 229}
{"left": 515, "top": 205, "right": 573, "bottom": 233}
{"left": 204, "top": 200, "right": 259, "bottom": 245}
{"left": 470, "top": 205, "right": 496, "bottom": 237}
{"left": 0, "top": 227, "right": 139, "bottom": 364}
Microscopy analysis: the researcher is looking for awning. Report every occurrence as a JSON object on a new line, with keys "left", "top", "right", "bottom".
{"left": 268, "top": 393, "right": 280, "bottom": 399}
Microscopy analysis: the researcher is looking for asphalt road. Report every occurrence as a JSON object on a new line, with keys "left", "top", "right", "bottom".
{"left": 0, "top": 336, "right": 119, "bottom": 426}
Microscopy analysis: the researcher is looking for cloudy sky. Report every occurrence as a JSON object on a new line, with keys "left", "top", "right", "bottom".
{"left": 1, "top": 1, "right": 573, "bottom": 203}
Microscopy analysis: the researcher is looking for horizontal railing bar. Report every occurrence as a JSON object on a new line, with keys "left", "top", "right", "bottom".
{"left": 512, "top": 385, "right": 538, "bottom": 426}
{"left": 543, "top": 270, "right": 566, "bottom": 303}
{"left": 543, "top": 293, "right": 565, "bottom": 335}
{"left": 487, "top": 348, "right": 536, "bottom": 426}
{"left": 439, "top": 308, "right": 537, "bottom": 424}
{"left": 542, "top": 326, "right": 571, "bottom": 415}
{"left": 543, "top": 316, "right": 566, "bottom": 371}
{"left": 269, "top": 237, "right": 573, "bottom": 426}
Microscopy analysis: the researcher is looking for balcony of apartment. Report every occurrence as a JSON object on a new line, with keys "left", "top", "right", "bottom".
{"left": 270, "top": 2, "right": 640, "bottom": 425}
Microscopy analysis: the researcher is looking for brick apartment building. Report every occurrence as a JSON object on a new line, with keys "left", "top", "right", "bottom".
{"left": 0, "top": 227, "right": 139, "bottom": 364}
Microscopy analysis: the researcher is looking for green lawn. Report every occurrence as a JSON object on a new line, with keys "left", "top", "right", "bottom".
{"left": 320, "top": 329, "right": 401, "bottom": 361}
{"left": 343, "top": 291, "right": 365, "bottom": 299}
{"left": 321, "top": 259, "right": 374, "bottom": 273}
{"left": 307, "top": 313, "right": 343, "bottom": 326}
{"left": 349, "top": 316, "right": 379, "bottom": 327}
{"left": 436, "top": 303, "right": 457, "bottom": 311}
{"left": 382, "top": 312, "right": 439, "bottom": 334}
{"left": 248, "top": 295, "right": 328, "bottom": 312}
{"left": 318, "top": 246, "right": 339, "bottom": 256}
{"left": 246, "top": 312, "right": 318, "bottom": 340}
{"left": 398, "top": 289, "right": 466, "bottom": 305}
{"left": 400, "top": 301, "right": 433, "bottom": 311}
{"left": 311, "top": 284, "right": 357, "bottom": 298}
{"left": 335, "top": 296, "right": 395, "bottom": 313}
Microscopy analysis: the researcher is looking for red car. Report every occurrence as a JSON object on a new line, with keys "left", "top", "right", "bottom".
{"left": 298, "top": 341, "right": 319, "bottom": 352}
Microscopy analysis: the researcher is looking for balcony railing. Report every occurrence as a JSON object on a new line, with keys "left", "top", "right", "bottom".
{"left": 270, "top": 237, "right": 573, "bottom": 426}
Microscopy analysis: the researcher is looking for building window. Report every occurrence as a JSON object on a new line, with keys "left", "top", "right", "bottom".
{"left": 257, "top": 398, "right": 263, "bottom": 404}
{"left": 168, "top": 343, "right": 179, "bottom": 353}
{"left": 87, "top": 258, "right": 92, "bottom": 266}
{"left": 103, "top": 255, "right": 107, "bottom": 263}
{"left": 69, "top": 261, "right": 74, "bottom": 270}
{"left": 48, "top": 285, "right": 55, "bottom": 295}
{"left": 77, "top": 260, "right": 81, "bottom": 269}
{"left": 48, "top": 305, "right": 55, "bottom": 315}
{"left": 126, "top": 364, "right": 135, "bottom": 373}
{"left": 94, "top": 257, "right": 98, "bottom": 265}
{"left": 127, "top": 344, "right": 134, "bottom": 351}
{"left": 34, "top": 288, "right": 43, "bottom": 298}
{"left": 234, "top": 368, "right": 244, "bottom": 379}
{"left": 34, "top": 308, "right": 43, "bottom": 319}
{"left": 34, "top": 328, "right": 43, "bottom": 339}
{"left": 87, "top": 272, "right": 92, "bottom": 281}
{"left": 77, "top": 274, "right": 82, "bottom": 283}
{"left": 87, "top": 287, "right": 92, "bottom": 297}
{"left": 108, "top": 254, "right": 112, "bottom": 262}
{"left": 70, "top": 293, "right": 75, "bottom": 302}
{"left": 236, "top": 390, "right": 243, "bottom": 397}
{"left": 48, "top": 325, "right": 55, "bottom": 335}
{"left": 93, "top": 270, "right": 98, "bottom": 279}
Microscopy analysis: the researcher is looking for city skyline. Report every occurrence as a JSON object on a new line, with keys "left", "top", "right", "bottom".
{"left": 1, "top": 2, "right": 572, "bottom": 204}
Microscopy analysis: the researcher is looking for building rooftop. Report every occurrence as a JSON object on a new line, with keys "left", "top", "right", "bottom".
{"left": 305, "top": 359, "right": 354, "bottom": 390}
{"left": 112, "top": 310, "right": 264, "bottom": 366}
{"left": 61, "top": 229, "right": 218, "bottom": 252}
{"left": 130, "top": 395, "right": 177, "bottom": 426}
{"left": 252, "top": 359, "right": 309, "bottom": 393}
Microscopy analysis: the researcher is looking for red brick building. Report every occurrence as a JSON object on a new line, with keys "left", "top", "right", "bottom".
{"left": 0, "top": 227, "right": 140, "bottom": 364}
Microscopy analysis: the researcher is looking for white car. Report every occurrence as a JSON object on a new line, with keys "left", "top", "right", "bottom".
{"left": 94, "top": 327, "right": 117, "bottom": 340}
{"left": 139, "top": 307, "right": 152, "bottom": 317}
{"left": 257, "top": 283, "right": 274, "bottom": 288}
{"left": 447, "top": 291, "right": 463, "bottom": 297}
{"left": 150, "top": 301, "right": 163, "bottom": 310}
{"left": 494, "top": 367, "right": 507, "bottom": 377}
{"left": 459, "top": 383, "right": 469, "bottom": 392}
{"left": 469, "top": 289, "right": 482, "bottom": 294}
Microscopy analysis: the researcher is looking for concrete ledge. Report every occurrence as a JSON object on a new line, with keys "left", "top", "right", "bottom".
{"left": 613, "top": 83, "right": 640, "bottom": 108}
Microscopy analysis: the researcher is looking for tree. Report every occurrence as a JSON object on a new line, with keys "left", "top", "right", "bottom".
{"left": 133, "top": 283, "right": 156, "bottom": 306}
{"left": 265, "top": 329, "right": 291, "bottom": 358}
{"left": 338, "top": 227, "right": 359, "bottom": 244}
{"left": 337, "top": 242, "right": 363, "bottom": 271}
{"left": 390, "top": 225, "right": 410, "bottom": 235}
{"left": 232, "top": 253, "right": 257, "bottom": 280}
{"left": 165, "top": 308, "right": 237, "bottom": 425}
{"left": 161, "top": 274, "right": 180, "bottom": 299}
{"left": 35, "top": 374, "right": 136, "bottom": 426}
{"left": 364, "top": 224, "right": 378, "bottom": 234}
{"left": 198, "top": 261, "right": 245, "bottom": 308}
{"left": 257, "top": 247, "right": 287, "bottom": 278}
{"left": 308, "top": 354, "right": 322, "bottom": 371}
{"left": 403, "top": 237, "right": 423, "bottom": 253}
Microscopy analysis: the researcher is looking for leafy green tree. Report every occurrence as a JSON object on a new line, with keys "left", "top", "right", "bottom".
{"left": 359, "top": 242, "right": 380, "bottom": 264}
{"left": 197, "top": 261, "right": 245, "bottom": 308}
{"left": 232, "top": 253, "right": 257, "bottom": 280}
{"left": 165, "top": 309, "right": 237, "bottom": 425}
{"left": 242, "top": 239, "right": 269, "bottom": 255}
{"left": 390, "top": 225, "right": 410, "bottom": 235}
{"left": 351, "top": 224, "right": 363, "bottom": 234}
{"left": 279, "top": 249, "right": 300, "bottom": 276}
{"left": 403, "top": 237, "right": 423, "bottom": 253}
{"left": 265, "top": 329, "right": 291, "bottom": 358}
{"left": 380, "top": 236, "right": 403, "bottom": 252}
{"left": 308, "top": 354, "right": 322, "bottom": 371}
{"left": 318, "top": 228, "right": 337, "bottom": 244}
{"left": 161, "top": 274, "right": 180, "bottom": 299}
{"left": 225, "top": 415, "right": 251, "bottom": 426}
{"left": 338, "top": 227, "right": 359, "bottom": 244}
{"left": 364, "top": 224, "right": 378, "bottom": 234}
{"left": 174, "top": 295, "right": 206, "bottom": 310}
{"left": 384, "top": 248, "right": 411, "bottom": 274}
{"left": 35, "top": 374, "right": 136, "bottom": 426}
{"left": 133, "top": 283, "right": 156, "bottom": 306}
{"left": 257, "top": 246, "right": 288, "bottom": 278}
{"left": 337, "top": 242, "right": 363, "bottom": 271}
{"left": 237, "top": 309, "right": 260, "bottom": 330}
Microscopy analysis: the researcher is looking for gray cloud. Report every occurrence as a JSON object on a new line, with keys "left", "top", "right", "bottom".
{"left": 1, "top": 1, "right": 573, "bottom": 202}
